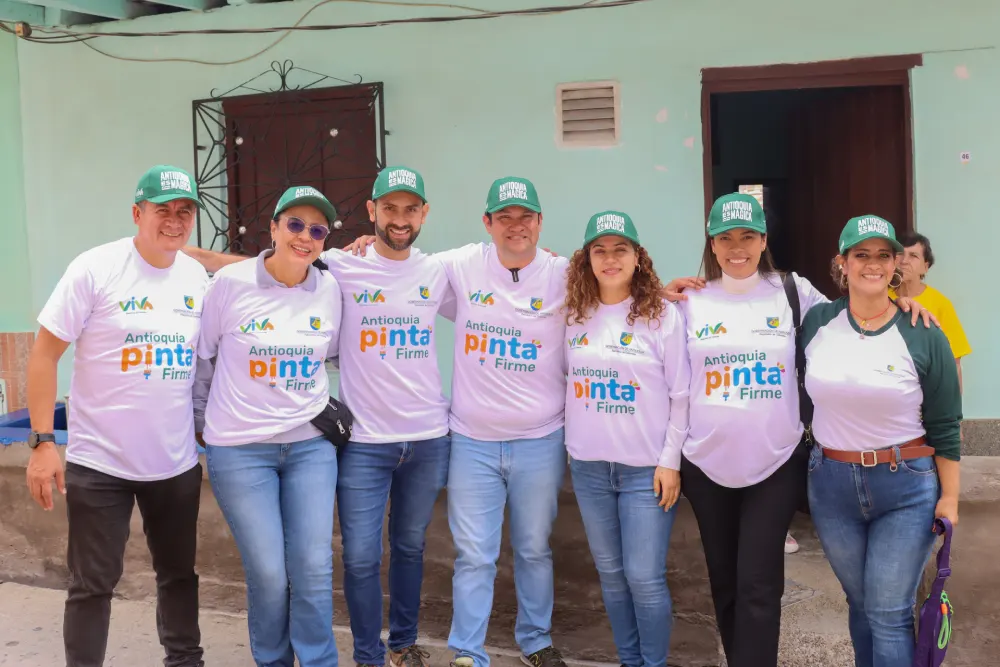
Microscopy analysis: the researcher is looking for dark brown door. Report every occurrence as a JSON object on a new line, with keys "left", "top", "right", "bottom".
{"left": 222, "top": 84, "right": 382, "bottom": 255}
{"left": 786, "top": 86, "right": 910, "bottom": 299}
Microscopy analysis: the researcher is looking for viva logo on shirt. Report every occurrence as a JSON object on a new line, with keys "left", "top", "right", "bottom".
{"left": 119, "top": 296, "right": 154, "bottom": 314}
{"left": 703, "top": 350, "right": 785, "bottom": 401}
{"left": 463, "top": 320, "right": 540, "bottom": 373}
{"left": 468, "top": 290, "right": 495, "bottom": 307}
{"left": 354, "top": 289, "right": 386, "bottom": 305}
{"left": 359, "top": 315, "right": 433, "bottom": 360}
{"left": 248, "top": 345, "right": 323, "bottom": 392}
{"left": 120, "top": 333, "right": 194, "bottom": 381}
{"left": 571, "top": 366, "right": 640, "bottom": 415}
{"left": 240, "top": 317, "right": 274, "bottom": 334}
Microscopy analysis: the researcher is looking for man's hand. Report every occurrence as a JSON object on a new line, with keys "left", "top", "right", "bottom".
{"left": 895, "top": 296, "right": 939, "bottom": 328}
{"left": 662, "top": 276, "right": 706, "bottom": 303}
{"left": 653, "top": 466, "right": 680, "bottom": 511}
{"left": 343, "top": 235, "right": 376, "bottom": 256}
{"left": 26, "top": 443, "right": 65, "bottom": 511}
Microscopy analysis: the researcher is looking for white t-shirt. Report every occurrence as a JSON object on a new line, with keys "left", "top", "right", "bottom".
{"left": 803, "top": 299, "right": 962, "bottom": 460}
{"left": 439, "top": 243, "right": 569, "bottom": 441}
{"left": 38, "top": 237, "right": 208, "bottom": 481}
{"left": 564, "top": 298, "right": 691, "bottom": 469}
{"left": 320, "top": 248, "right": 454, "bottom": 443}
{"left": 194, "top": 252, "right": 342, "bottom": 447}
{"left": 679, "top": 273, "right": 828, "bottom": 487}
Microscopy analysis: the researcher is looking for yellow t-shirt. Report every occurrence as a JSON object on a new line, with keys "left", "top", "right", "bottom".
{"left": 890, "top": 285, "right": 972, "bottom": 359}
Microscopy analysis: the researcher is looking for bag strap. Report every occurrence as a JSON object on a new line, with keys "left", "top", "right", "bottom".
{"left": 934, "top": 517, "right": 953, "bottom": 579}
{"left": 783, "top": 274, "right": 814, "bottom": 430}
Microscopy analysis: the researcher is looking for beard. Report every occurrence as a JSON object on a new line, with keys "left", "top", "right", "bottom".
{"left": 376, "top": 222, "right": 420, "bottom": 251}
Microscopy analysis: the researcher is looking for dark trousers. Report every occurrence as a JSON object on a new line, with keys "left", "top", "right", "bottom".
{"left": 64, "top": 461, "right": 205, "bottom": 667}
{"left": 680, "top": 447, "right": 807, "bottom": 667}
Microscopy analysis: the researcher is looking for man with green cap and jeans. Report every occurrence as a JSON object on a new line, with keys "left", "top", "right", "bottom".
{"left": 26, "top": 165, "right": 208, "bottom": 667}
{"left": 184, "top": 166, "right": 456, "bottom": 667}
{"left": 323, "top": 166, "right": 454, "bottom": 667}
{"left": 345, "top": 176, "right": 571, "bottom": 667}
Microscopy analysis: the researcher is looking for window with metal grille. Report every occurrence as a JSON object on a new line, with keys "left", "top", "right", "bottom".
{"left": 556, "top": 81, "right": 621, "bottom": 148}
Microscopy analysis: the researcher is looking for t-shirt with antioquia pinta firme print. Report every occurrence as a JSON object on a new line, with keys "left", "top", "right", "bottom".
{"left": 678, "top": 273, "right": 828, "bottom": 488}
{"left": 38, "top": 237, "right": 208, "bottom": 481}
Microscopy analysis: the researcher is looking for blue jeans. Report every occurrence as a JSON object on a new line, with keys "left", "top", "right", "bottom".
{"left": 206, "top": 437, "right": 338, "bottom": 667}
{"left": 447, "top": 428, "right": 567, "bottom": 667}
{"left": 336, "top": 436, "right": 451, "bottom": 664}
{"left": 570, "top": 459, "right": 676, "bottom": 667}
{"left": 808, "top": 446, "right": 940, "bottom": 667}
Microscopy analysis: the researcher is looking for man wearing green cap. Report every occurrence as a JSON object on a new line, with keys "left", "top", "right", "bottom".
{"left": 184, "top": 167, "right": 455, "bottom": 667}
{"left": 26, "top": 165, "right": 208, "bottom": 666}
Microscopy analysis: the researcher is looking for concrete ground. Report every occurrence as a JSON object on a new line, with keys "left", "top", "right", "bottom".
{"left": 0, "top": 532, "right": 849, "bottom": 667}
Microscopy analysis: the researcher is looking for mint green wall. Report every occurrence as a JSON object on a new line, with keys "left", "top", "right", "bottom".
{"left": 0, "top": 31, "right": 32, "bottom": 331}
{"left": 11, "top": 0, "right": 999, "bottom": 417}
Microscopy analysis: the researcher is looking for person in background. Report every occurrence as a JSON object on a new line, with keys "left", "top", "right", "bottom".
{"left": 25, "top": 165, "right": 208, "bottom": 667}
{"left": 892, "top": 231, "right": 971, "bottom": 392}
{"left": 563, "top": 211, "right": 690, "bottom": 667}
{"left": 676, "top": 194, "right": 935, "bottom": 667}
{"left": 804, "top": 215, "right": 961, "bottom": 667}
{"left": 194, "top": 187, "right": 343, "bottom": 667}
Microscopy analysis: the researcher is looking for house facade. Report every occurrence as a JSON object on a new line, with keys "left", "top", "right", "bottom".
{"left": 0, "top": 0, "right": 996, "bottom": 439}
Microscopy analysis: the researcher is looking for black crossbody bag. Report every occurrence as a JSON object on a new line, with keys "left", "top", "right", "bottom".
{"left": 783, "top": 274, "right": 814, "bottom": 514}
{"left": 311, "top": 395, "right": 354, "bottom": 447}
{"left": 307, "top": 256, "right": 355, "bottom": 447}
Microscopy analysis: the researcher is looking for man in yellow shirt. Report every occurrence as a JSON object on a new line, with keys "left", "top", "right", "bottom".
{"left": 891, "top": 232, "right": 972, "bottom": 391}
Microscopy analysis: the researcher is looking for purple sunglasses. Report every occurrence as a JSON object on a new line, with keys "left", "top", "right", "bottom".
{"left": 285, "top": 216, "right": 330, "bottom": 241}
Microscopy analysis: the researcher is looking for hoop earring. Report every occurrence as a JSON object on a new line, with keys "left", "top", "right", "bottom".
{"left": 889, "top": 270, "right": 903, "bottom": 290}
{"left": 271, "top": 240, "right": 276, "bottom": 251}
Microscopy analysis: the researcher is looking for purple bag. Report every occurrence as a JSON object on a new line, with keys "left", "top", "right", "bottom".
{"left": 913, "top": 517, "right": 954, "bottom": 667}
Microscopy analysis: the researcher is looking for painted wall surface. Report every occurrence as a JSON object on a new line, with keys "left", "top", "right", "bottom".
{"left": 11, "top": 0, "right": 1000, "bottom": 417}
{"left": 0, "top": 31, "right": 32, "bottom": 332}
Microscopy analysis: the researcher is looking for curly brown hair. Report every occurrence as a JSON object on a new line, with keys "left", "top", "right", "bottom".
{"left": 564, "top": 243, "right": 665, "bottom": 327}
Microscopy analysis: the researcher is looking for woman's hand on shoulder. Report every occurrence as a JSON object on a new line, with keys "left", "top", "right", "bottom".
{"left": 895, "top": 296, "right": 939, "bottom": 329}
{"left": 662, "top": 276, "right": 706, "bottom": 303}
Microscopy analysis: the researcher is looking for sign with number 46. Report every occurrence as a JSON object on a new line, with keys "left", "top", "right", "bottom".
{"left": 960, "top": 151, "right": 971, "bottom": 164}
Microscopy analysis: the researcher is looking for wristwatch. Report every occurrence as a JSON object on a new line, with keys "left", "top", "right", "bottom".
{"left": 28, "top": 432, "right": 56, "bottom": 449}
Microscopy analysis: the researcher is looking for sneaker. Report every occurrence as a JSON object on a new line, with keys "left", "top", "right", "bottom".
{"left": 784, "top": 532, "right": 800, "bottom": 554}
{"left": 520, "top": 647, "right": 567, "bottom": 667}
{"left": 390, "top": 646, "right": 430, "bottom": 667}
{"left": 451, "top": 658, "right": 475, "bottom": 667}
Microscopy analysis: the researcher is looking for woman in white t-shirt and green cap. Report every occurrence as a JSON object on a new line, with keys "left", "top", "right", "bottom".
{"left": 193, "top": 186, "right": 344, "bottom": 667}
{"left": 563, "top": 211, "right": 690, "bottom": 667}
{"left": 676, "top": 194, "right": 934, "bottom": 667}
{"left": 802, "top": 216, "right": 961, "bottom": 667}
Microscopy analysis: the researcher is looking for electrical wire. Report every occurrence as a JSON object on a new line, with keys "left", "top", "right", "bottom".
{"left": 2, "top": 0, "right": 637, "bottom": 66}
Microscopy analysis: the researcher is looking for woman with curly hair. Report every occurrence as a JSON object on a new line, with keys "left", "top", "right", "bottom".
{"left": 563, "top": 211, "right": 690, "bottom": 667}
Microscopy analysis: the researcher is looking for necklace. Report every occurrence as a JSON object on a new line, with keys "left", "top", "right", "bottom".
{"left": 850, "top": 300, "right": 893, "bottom": 339}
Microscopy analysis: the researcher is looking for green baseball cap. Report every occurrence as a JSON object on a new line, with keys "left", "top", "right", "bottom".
{"left": 838, "top": 215, "right": 904, "bottom": 254}
{"left": 485, "top": 176, "right": 541, "bottom": 214}
{"left": 274, "top": 186, "right": 337, "bottom": 223}
{"left": 134, "top": 165, "right": 204, "bottom": 208}
{"left": 583, "top": 211, "right": 640, "bottom": 246}
{"left": 372, "top": 166, "right": 427, "bottom": 202}
{"left": 706, "top": 193, "right": 766, "bottom": 236}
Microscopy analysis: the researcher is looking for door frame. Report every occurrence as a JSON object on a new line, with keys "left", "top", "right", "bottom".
{"left": 700, "top": 55, "right": 922, "bottom": 230}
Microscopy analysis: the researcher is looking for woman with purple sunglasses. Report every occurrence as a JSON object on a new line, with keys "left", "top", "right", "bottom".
{"left": 193, "top": 186, "right": 344, "bottom": 667}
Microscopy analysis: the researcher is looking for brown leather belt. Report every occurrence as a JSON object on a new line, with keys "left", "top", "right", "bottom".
{"left": 821, "top": 437, "right": 933, "bottom": 467}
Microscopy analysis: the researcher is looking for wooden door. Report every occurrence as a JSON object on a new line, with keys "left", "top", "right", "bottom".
{"left": 787, "top": 85, "right": 910, "bottom": 299}
{"left": 222, "top": 84, "right": 382, "bottom": 255}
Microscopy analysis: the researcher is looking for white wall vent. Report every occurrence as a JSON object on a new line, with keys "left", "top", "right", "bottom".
{"left": 556, "top": 81, "right": 621, "bottom": 148}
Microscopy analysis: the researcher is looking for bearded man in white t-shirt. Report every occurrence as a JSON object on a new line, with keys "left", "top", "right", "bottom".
{"left": 25, "top": 165, "right": 209, "bottom": 667}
